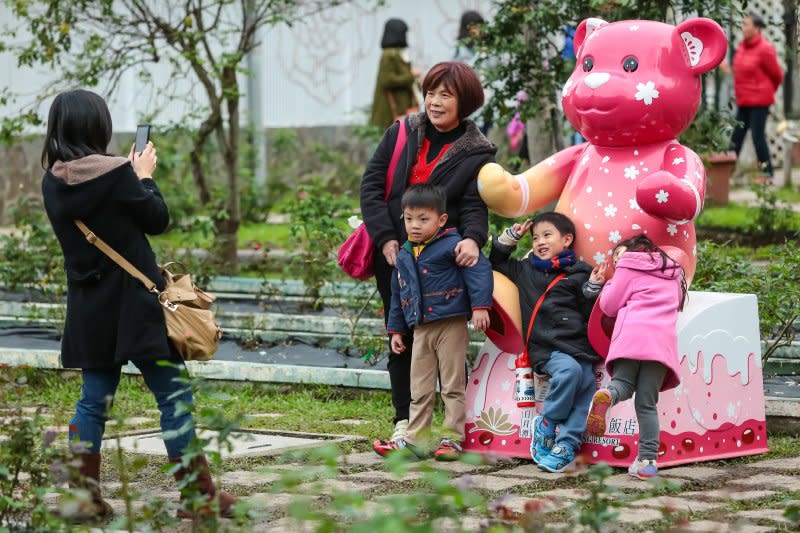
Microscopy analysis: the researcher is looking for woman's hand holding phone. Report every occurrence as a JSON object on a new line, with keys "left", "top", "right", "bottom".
{"left": 129, "top": 142, "right": 158, "bottom": 180}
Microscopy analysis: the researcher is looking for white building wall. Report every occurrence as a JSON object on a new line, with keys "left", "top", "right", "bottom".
{"left": 0, "top": 0, "right": 493, "bottom": 132}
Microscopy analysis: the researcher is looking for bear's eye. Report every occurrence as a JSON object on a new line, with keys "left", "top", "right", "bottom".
{"left": 622, "top": 55, "right": 639, "bottom": 72}
{"left": 582, "top": 56, "right": 594, "bottom": 72}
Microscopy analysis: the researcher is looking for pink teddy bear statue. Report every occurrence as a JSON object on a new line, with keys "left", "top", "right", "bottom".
{"left": 478, "top": 17, "right": 727, "bottom": 283}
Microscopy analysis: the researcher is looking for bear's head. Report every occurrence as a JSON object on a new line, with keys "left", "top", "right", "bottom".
{"left": 562, "top": 18, "right": 726, "bottom": 147}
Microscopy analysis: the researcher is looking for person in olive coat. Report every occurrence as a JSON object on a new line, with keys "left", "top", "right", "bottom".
{"left": 40, "top": 90, "right": 235, "bottom": 521}
{"left": 369, "top": 18, "right": 420, "bottom": 130}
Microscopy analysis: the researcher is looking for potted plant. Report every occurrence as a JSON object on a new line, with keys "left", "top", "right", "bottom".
{"left": 679, "top": 107, "right": 738, "bottom": 206}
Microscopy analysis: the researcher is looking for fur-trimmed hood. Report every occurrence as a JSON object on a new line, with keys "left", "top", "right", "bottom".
{"left": 406, "top": 111, "right": 496, "bottom": 168}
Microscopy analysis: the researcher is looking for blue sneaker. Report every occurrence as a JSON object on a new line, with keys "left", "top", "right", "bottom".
{"left": 537, "top": 444, "right": 575, "bottom": 473}
{"left": 530, "top": 416, "right": 555, "bottom": 464}
{"left": 628, "top": 458, "right": 658, "bottom": 480}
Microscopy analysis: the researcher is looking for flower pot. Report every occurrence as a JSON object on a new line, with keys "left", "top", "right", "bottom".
{"left": 706, "top": 151, "right": 737, "bottom": 207}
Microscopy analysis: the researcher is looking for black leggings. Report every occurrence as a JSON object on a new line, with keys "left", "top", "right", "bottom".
{"left": 730, "top": 105, "right": 773, "bottom": 177}
{"left": 374, "top": 247, "right": 412, "bottom": 424}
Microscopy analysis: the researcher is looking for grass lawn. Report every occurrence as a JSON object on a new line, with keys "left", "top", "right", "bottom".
{"left": 9, "top": 369, "right": 400, "bottom": 443}
{"left": 697, "top": 201, "right": 800, "bottom": 232}
{"left": 775, "top": 185, "right": 800, "bottom": 203}
{"left": 151, "top": 222, "right": 294, "bottom": 251}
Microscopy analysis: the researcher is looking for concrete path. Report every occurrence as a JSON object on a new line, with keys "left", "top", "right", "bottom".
{"left": 93, "top": 450, "right": 800, "bottom": 531}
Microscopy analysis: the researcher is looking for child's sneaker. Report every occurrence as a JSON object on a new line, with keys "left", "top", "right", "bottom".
{"left": 585, "top": 389, "right": 613, "bottom": 437}
{"left": 530, "top": 416, "right": 555, "bottom": 464}
{"left": 537, "top": 445, "right": 575, "bottom": 473}
{"left": 391, "top": 419, "right": 409, "bottom": 441}
{"left": 433, "top": 438, "right": 462, "bottom": 461}
{"left": 373, "top": 437, "right": 408, "bottom": 457}
{"left": 628, "top": 458, "right": 658, "bottom": 480}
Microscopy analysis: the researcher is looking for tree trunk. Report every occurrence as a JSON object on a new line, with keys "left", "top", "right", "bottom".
{"left": 214, "top": 67, "right": 241, "bottom": 275}
{"left": 784, "top": 0, "right": 799, "bottom": 118}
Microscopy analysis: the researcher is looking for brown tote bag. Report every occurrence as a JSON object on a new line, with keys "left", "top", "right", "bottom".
{"left": 74, "top": 220, "right": 222, "bottom": 361}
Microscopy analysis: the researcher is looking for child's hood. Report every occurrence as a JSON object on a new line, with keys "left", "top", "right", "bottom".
{"left": 616, "top": 252, "right": 681, "bottom": 280}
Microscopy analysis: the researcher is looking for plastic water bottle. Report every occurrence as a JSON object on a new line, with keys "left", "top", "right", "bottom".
{"left": 514, "top": 368, "right": 535, "bottom": 408}
{"left": 513, "top": 353, "right": 535, "bottom": 408}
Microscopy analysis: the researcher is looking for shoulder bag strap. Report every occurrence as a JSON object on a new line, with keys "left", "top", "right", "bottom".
{"left": 523, "top": 273, "right": 567, "bottom": 361}
{"left": 384, "top": 118, "right": 407, "bottom": 202}
{"left": 74, "top": 220, "right": 159, "bottom": 293}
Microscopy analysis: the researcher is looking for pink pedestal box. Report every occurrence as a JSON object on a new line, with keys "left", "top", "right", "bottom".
{"left": 464, "top": 290, "right": 769, "bottom": 467}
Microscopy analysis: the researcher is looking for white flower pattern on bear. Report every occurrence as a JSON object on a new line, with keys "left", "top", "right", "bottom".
{"left": 634, "top": 81, "right": 659, "bottom": 105}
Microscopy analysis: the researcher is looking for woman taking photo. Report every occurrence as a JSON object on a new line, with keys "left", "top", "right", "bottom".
{"left": 360, "top": 62, "right": 496, "bottom": 453}
{"left": 41, "top": 89, "right": 235, "bottom": 520}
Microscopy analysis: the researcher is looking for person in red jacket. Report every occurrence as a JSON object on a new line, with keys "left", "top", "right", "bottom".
{"left": 722, "top": 13, "right": 784, "bottom": 181}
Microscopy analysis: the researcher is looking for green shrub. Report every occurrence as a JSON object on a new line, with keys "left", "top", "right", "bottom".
{"left": 282, "top": 178, "right": 354, "bottom": 307}
{"left": 0, "top": 198, "right": 65, "bottom": 298}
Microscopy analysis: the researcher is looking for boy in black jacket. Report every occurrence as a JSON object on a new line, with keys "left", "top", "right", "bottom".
{"left": 490, "top": 212, "right": 605, "bottom": 473}
{"left": 373, "top": 184, "right": 493, "bottom": 460}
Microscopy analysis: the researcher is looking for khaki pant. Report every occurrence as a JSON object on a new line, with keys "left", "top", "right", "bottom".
{"left": 405, "top": 316, "right": 469, "bottom": 446}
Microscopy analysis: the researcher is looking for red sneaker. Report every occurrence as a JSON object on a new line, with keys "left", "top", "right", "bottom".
{"left": 433, "top": 439, "right": 462, "bottom": 461}
{"left": 372, "top": 438, "right": 406, "bottom": 457}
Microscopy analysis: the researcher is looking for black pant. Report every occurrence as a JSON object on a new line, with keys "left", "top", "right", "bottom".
{"left": 730, "top": 105, "right": 773, "bottom": 177}
{"left": 374, "top": 247, "right": 412, "bottom": 424}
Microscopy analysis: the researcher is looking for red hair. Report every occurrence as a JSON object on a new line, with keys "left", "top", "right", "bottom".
{"left": 422, "top": 61, "right": 485, "bottom": 119}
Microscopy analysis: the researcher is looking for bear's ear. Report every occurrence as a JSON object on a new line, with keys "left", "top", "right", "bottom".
{"left": 574, "top": 18, "right": 608, "bottom": 53}
{"left": 675, "top": 18, "right": 727, "bottom": 74}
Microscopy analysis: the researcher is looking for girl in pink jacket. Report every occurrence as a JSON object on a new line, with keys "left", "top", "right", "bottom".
{"left": 585, "top": 234, "right": 687, "bottom": 480}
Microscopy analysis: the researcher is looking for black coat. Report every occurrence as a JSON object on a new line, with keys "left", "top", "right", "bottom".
{"left": 360, "top": 112, "right": 496, "bottom": 251}
{"left": 489, "top": 239, "right": 600, "bottom": 373}
{"left": 42, "top": 160, "right": 176, "bottom": 369}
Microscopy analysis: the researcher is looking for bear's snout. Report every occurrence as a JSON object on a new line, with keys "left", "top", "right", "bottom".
{"left": 583, "top": 72, "right": 610, "bottom": 89}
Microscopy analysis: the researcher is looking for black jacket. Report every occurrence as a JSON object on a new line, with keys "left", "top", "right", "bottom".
{"left": 489, "top": 239, "right": 600, "bottom": 373}
{"left": 360, "top": 112, "right": 496, "bottom": 251}
{"left": 42, "top": 159, "right": 176, "bottom": 369}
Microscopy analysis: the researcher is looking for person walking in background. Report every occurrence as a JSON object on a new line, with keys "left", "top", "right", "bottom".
{"left": 373, "top": 184, "right": 493, "bottom": 460}
{"left": 370, "top": 18, "right": 421, "bottom": 130}
{"left": 453, "top": 10, "right": 485, "bottom": 66}
{"left": 360, "top": 61, "right": 496, "bottom": 448}
{"left": 721, "top": 12, "right": 784, "bottom": 183}
{"left": 585, "top": 234, "right": 687, "bottom": 480}
{"left": 41, "top": 90, "right": 236, "bottom": 521}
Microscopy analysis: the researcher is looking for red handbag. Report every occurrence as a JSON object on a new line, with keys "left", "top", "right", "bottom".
{"left": 338, "top": 119, "right": 407, "bottom": 280}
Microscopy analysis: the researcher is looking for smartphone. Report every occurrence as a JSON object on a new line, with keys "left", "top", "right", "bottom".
{"left": 134, "top": 124, "right": 151, "bottom": 153}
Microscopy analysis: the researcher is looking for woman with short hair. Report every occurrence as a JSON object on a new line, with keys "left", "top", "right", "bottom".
{"left": 361, "top": 62, "right": 497, "bottom": 455}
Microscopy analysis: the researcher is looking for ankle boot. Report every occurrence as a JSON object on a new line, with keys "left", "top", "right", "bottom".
{"left": 70, "top": 452, "right": 113, "bottom": 520}
{"left": 169, "top": 455, "right": 236, "bottom": 519}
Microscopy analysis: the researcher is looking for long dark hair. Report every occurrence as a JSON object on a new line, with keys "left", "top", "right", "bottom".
{"left": 615, "top": 234, "right": 688, "bottom": 311}
{"left": 41, "top": 90, "right": 113, "bottom": 169}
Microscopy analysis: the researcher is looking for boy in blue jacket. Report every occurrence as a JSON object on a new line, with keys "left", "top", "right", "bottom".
{"left": 373, "top": 184, "right": 493, "bottom": 460}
